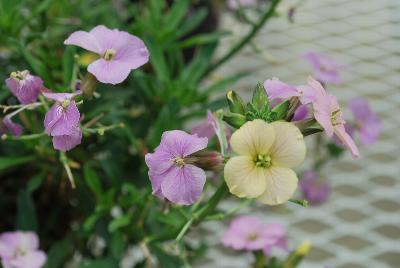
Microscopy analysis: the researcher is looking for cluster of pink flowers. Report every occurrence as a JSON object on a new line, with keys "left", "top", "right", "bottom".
{"left": 0, "top": 231, "right": 46, "bottom": 268}
{"left": 222, "top": 216, "right": 287, "bottom": 255}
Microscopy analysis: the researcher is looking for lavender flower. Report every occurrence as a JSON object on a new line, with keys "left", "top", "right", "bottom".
{"left": 145, "top": 130, "right": 208, "bottom": 205}
{"left": 0, "top": 231, "right": 47, "bottom": 268}
{"left": 348, "top": 98, "right": 382, "bottom": 145}
{"left": 299, "top": 170, "right": 330, "bottom": 206}
{"left": 64, "top": 25, "right": 149, "bottom": 85}
{"left": 264, "top": 78, "right": 315, "bottom": 105}
{"left": 2, "top": 115, "right": 23, "bottom": 136}
{"left": 43, "top": 91, "right": 82, "bottom": 151}
{"left": 222, "top": 216, "right": 287, "bottom": 253}
{"left": 191, "top": 110, "right": 231, "bottom": 140}
{"left": 292, "top": 104, "right": 310, "bottom": 122}
{"left": 5, "top": 70, "right": 43, "bottom": 104}
{"left": 303, "top": 52, "right": 342, "bottom": 85}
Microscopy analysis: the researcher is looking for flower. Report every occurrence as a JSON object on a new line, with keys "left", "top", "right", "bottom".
{"left": 191, "top": 110, "right": 231, "bottom": 140}
{"left": 64, "top": 25, "right": 149, "bottom": 84}
{"left": 224, "top": 119, "right": 306, "bottom": 205}
{"left": 303, "top": 52, "right": 342, "bottom": 85}
{"left": 0, "top": 231, "right": 46, "bottom": 268}
{"left": 292, "top": 104, "right": 310, "bottom": 122}
{"left": 222, "top": 216, "right": 287, "bottom": 253}
{"left": 299, "top": 170, "right": 330, "bottom": 205}
{"left": 145, "top": 130, "right": 208, "bottom": 205}
{"left": 348, "top": 98, "right": 382, "bottom": 145}
{"left": 5, "top": 70, "right": 43, "bottom": 104}
{"left": 264, "top": 78, "right": 315, "bottom": 105}
{"left": 308, "top": 77, "right": 359, "bottom": 157}
{"left": 227, "top": 0, "right": 257, "bottom": 10}
{"left": 43, "top": 91, "right": 82, "bottom": 151}
{"left": 2, "top": 115, "right": 23, "bottom": 136}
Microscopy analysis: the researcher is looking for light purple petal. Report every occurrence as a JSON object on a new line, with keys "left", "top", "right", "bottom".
{"left": 299, "top": 171, "right": 331, "bottom": 205}
{"left": 44, "top": 104, "right": 63, "bottom": 135}
{"left": 42, "top": 91, "right": 81, "bottom": 102}
{"left": 44, "top": 101, "right": 80, "bottom": 136}
{"left": 145, "top": 150, "right": 174, "bottom": 175}
{"left": 64, "top": 30, "right": 102, "bottom": 54}
{"left": 113, "top": 36, "right": 149, "bottom": 70}
{"left": 3, "top": 116, "right": 23, "bottom": 136}
{"left": 303, "top": 52, "right": 341, "bottom": 85}
{"left": 147, "top": 170, "right": 166, "bottom": 199}
{"left": 52, "top": 127, "right": 82, "bottom": 152}
{"left": 191, "top": 111, "right": 218, "bottom": 139}
{"left": 160, "top": 164, "right": 206, "bottom": 205}
{"left": 158, "top": 130, "right": 208, "bottom": 158}
{"left": 8, "top": 250, "right": 46, "bottom": 268}
{"left": 264, "top": 78, "right": 299, "bottom": 101}
{"left": 87, "top": 59, "right": 132, "bottom": 85}
{"left": 297, "top": 85, "right": 316, "bottom": 105}
{"left": 5, "top": 74, "right": 42, "bottom": 105}
{"left": 292, "top": 104, "right": 309, "bottom": 121}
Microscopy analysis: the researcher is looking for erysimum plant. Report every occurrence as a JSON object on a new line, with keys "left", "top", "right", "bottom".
{"left": 0, "top": 1, "right": 378, "bottom": 267}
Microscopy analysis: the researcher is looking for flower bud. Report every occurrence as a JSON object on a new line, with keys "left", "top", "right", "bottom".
{"left": 223, "top": 112, "right": 246, "bottom": 129}
{"left": 81, "top": 73, "right": 98, "bottom": 98}
{"left": 296, "top": 240, "right": 312, "bottom": 256}
{"left": 227, "top": 90, "right": 246, "bottom": 115}
{"left": 188, "top": 151, "right": 224, "bottom": 172}
{"left": 251, "top": 82, "right": 269, "bottom": 110}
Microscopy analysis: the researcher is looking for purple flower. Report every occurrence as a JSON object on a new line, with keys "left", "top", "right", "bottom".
{"left": 303, "top": 52, "right": 342, "bottom": 85}
{"left": 264, "top": 78, "right": 315, "bottom": 105}
{"left": 348, "top": 98, "right": 382, "bottom": 145}
{"left": 0, "top": 231, "right": 47, "bottom": 268}
{"left": 222, "top": 216, "right": 287, "bottom": 253}
{"left": 228, "top": 0, "right": 257, "bottom": 10}
{"left": 2, "top": 115, "right": 23, "bottom": 136}
{"left": 5, "top": 70, "right": 43, "bottom": 104}
{"left": 43, "top": 91, "right": 82, "bottom": 151}
{"left": 299, "top": 170, "right": 330, "bottom": 206}
{"left": 145, "top": 130, "right": 208, "bottom": 205}
{"left": 191, "top": 110, "right": 231, "bottom": 140}
{"left": 292, "top": 104, "right": 310, "bottom": 122}
{"left": 64, "top": 25, "right": 149, "bottom": 85}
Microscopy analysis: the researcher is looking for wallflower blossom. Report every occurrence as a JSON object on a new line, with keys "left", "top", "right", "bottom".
{"left": 308, "top": 77, "right": 359, "bottom": 157}
{"left": 145, "top": 130, "right": 208, "bottom": 205}
{"left": 222, "top": 216, "right": 287, "bottom": 254}
{"left": 303, "top": 52, "right": 342, "bottom": 85}
{"left": 224, "top": 119, "right": 306, "bottom": 205}
{"left": 5, "top": 70, "right": 43, "bottom": 104}
{"left": 299, "top": 170, "right": 330, "bottom": 205}
{"left": 43, "top": 91, "right": 82, "bottom": 151}
{"left": 191, "top": 110, "right": 231, "bottom": 140}
{"left": 228, "top": 0, "right": 257, "bottom": 10}
{"left": 0, "top": 231, "right": 46, "bottom": 268}
{"left": 2, "top": 115, "right": 23, "bottom": 136}
{"left": 292, "top": 104, "right": 310, "bottom": 122}
{"left": 348, "top": 98, "right": 382, "bottom": 145}
{"left": 264, "top": 78, "right": 315, "bottom": 105}
{"left": 64, "top": 25, "right": 149, "bottom": 84}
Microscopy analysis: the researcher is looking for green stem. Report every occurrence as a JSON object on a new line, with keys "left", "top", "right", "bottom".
{"left": 203, "top": 0, "right": 281, "bottom": 77}
{"left": 60, "top": 152, "right": 76, "bottom": 188}
{"left": 2, "top": 132, "right": 46, "bottom": 141}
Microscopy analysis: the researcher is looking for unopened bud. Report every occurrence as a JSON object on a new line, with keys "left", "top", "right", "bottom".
{"left": 251, "top": 83, "right": 269, "bottom": 110}
{"left": 227, "top": 90, "right": 246, "bottom": 115}
{"left": 188, "top": 151, "right": 224, "bottom": 172}
{"left": 296, "top": 240, "right": 311, "bottom": 256}
{"left": 81, "top": 73, "right": 98, "bottom": 98}
{"left": 223, "top": 112, "right": 246, "bottom": 129}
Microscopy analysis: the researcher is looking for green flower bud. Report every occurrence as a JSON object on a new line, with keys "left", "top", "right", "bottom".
{"left": 223, "top": 112, "right": 247, "bottom": 129}
{"left": 251, "top": 82, "right": 269, "bottom": 110}
{"left": 226, "top": 90, "right": 246, "bottom": 115}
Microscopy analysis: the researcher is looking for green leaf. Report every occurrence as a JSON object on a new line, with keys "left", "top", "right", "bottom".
{"left": 84, "top": 166, "right": 102, "bottom": 199}
{"left": 0, "top": 155, "right": 35, "bottom": 171}
{"left": 178, "top": 31, "right": 230, "bottom": 49}
{"left": 18, "top": 42, "right": 51, "bottom": 85}
{"left": 108, "top": 215, "right": 131, "bottom": 233}
{"left": 62, "top": 46, "right": 76, "bottom": 88}
{"left": 163, "top": 0, "right": 189, "bottom": 35}
{"left": 271, "top": 100, "right": 290, "bottom": 120}
{"left": 27, "top": 172, "right": 46, "bottom": 193}
{"left": 110, "top": 232, "right": 125, "bottom": 259}
{"left": 145, "top": 37, "right": 170, "bottom": 82}
{"left": 177, "top": 8, "right": 208, "bottom": 38}
{"left": 44, "top": 237, "right": 73, "bottom": 268}
{"left": 16, "top": 189, "right": 38, "bottom": 231}
{"left": 203, "top": 72, "right": 248, "bottom": 96}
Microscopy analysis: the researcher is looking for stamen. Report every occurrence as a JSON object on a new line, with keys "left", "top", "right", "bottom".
{"left": 173, "top": 157, "right": 185, "bottom": 167}
{"left": 255, "top": 154, "right": 272, "bottom": 168}
{"left": 103, "top": 49, "right": 116, "bottom": 61}
{"left": 331, "top": 109, "right": 343, "bottom": 126}
{"left": 62, "top": 99, "right": 71, "bottom": 108}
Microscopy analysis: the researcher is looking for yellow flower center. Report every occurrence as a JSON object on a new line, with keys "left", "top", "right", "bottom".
{"left": 10, "top": 70, "right": 29, "bottom": 81}
{"left": 247, "top": 233, "right": 259, "bottom": 241}
{"left": 103, "top": 49, "right": 116, "bottom": 61}
{"left": 331, "top": 109, "right": 342, "bottom": 126}
{"left": 173, "top": 157, "right": 185, "bottom": 167}
{"left": 255, "top": 154, "right": 272, "bottom": 168}
{"left": 62, "top": 99, "right": 71, "bottom": 108}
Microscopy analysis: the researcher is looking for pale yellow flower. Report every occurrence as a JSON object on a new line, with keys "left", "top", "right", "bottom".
{"left": 224, "top": 119, "right": 306, "bottom": 205}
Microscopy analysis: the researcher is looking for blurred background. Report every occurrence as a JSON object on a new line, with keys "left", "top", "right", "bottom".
{"left": 196, "top": 0, "right": 400, "bottom": 267}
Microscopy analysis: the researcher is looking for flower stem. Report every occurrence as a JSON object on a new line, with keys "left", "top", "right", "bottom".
{"left": 2, "top": 132, "right": 46, "bottom": 141}
{"left": 60, "top": 152, "right": 76, "bottom": 189}
{"left": 203, "top": 0, "right": 281, "bottom": 78}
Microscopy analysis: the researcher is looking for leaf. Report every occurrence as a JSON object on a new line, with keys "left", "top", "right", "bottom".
{"left": 16, "top": 189, "right": 38, "bottom": 231}
{"left": 44, "top": 237, "right": 73, "bottom": 268}
{"left": 108, "top": 215, "right": 131, "bottom": 233}
{"left": 62, "top": 46, "right": 76, "bottom": 88}
{"left": 27, "top": 172, "right": 46, "bottom": 193}
{"left": 178, "top": 31, "right": 230, "bottom": 49}
{"left": 163, "top": 0, "right": 189, "bottom": 35}
{"left": 145, "top": 37, "right": 170, "bottom": 82}
{"left": 110, "top": 232, "right": 125, "bottom": 259}
{"left": 18, "top": 42, "right": 51, "bottom": 84}
{"left": 79, "top": 257, "right": 118, "bottom": 268}
{"left": 84, "top": 166, "right": 102, "bottom": 199}
{"left": 202, "top": 72, "right": 248, "bottom": 96}
{"left": 0, "top": 155, "right": 35, "bottom": 171}
{"left": 177, "top": 8, "right": 208, "bottom": 38}
{"left": 271, "top": 100, "right": 290, "bottom": 120}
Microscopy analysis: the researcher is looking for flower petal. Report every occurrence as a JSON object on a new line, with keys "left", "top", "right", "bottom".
{"left": 269, "top": 121, "right": 306, "bottom": 168}
{"left": 46, "top": 102, "right": 80, "bottom": 136}
{"left": 52, "top": 127, "right": 82, "bottom": 152}
{"left": 230, "top": 119, "right": 275, "bottom": 156}
{"left": 3, "top": 116, "right": 23, "bottom": 136}
{"left": 264, "top": 78, "right": 299, "bottom": 101}
{"left": 224, "top": 156, "right": 266, "bottom": 198}
{"left": 334, "top": 124, "right": 359, "bottom": 158}
{"left": 42, "top": 91, "right": 81, "bottom": 102}
{"left": 64, "top": 30, "right": 102, "bottom": 54}
{"left": 161, "top": 164, "right": 206, "bottom": 205}
{"left": 158, "top": 130, "right": 208, "bottom": 158}
{"left": 87, "top": 59, "right": 132, "bottom": 85}
{"left": 257, "top": 166, "right": 298, "bottom": 205}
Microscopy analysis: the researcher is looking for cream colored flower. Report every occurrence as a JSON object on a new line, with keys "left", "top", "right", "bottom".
{"left": 224, "top": 119, "right": 306, "bottom": 205}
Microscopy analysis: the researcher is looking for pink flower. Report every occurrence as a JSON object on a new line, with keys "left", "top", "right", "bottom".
{"left": 299, "top": 170, "right": 330, "bottom": 206}
{"left": 5, "top": 70, "right": 43, "bottom": 104}
{"left": 264, "top": 78, "right": 315, "bottom": 105}
{"left": 2, "top": 115, "right": 23, "bottom": 136}
{"left": 191, "top": 110, "right": 231, "bottom": 140}
{"left": 222, "top": 216, "right": 287, "bottom": 253}
{"left": 64, "top": 25, "right": 149, "bottom": 85}
{"left": 145, "top": 130, "right": 208, "bottom": 205}
{"left": 0, "top": 231, "right": 46, "bottom": 268}
{"left": 292, "top": 104, "right": 310, "bottom": 122}
{"left": 43, "top": 91, "right": 82, "bottom": 151}
{"left": 228, "top": 0, "right": 257, "bottom": 10}
{"left": 348, "top": 98, "right": 382, "bottom": 145}
{"left": 303, "top": 52, "right": 342, "bottom": 85}
{"left": 308, "top": 77, "right": 359, "bottom": 158}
